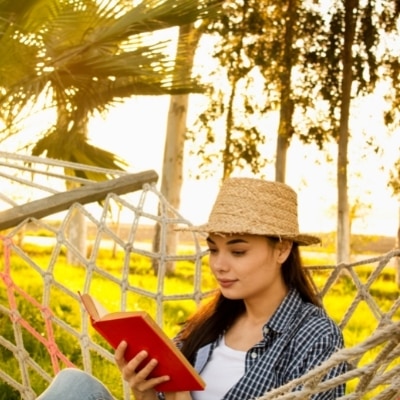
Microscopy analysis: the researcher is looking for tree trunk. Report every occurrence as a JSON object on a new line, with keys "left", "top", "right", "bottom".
{"left": 65, "top": 172, "right": 87, "bottom": 265}
{"left": 223, "top": 83, "right": 237, "bottom": 180}
{"left": 275, "top": 108, "right": 291, "bottom": 183}
{"left": 336, "top": 0, "right": 358, "bottom": 263}
{"left": 396, "top": 212, "right": 400, "bottom": 288}
{"left": 152, "top": 23, "right": 202, "bottom": 275}
{"left": 66, "top": 207, "right": 87, "bottom": 264}
{"left": 156, "top": 94, "right": 188, "bottom": 274}
{"left": 274, "top": 0, "right": 296, "bottom": 183}
{"left": 64, "top": 111, "right": 89, "bottom": 266}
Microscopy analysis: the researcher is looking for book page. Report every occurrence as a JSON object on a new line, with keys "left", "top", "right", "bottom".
{"left": 79, "top": 292, "right": 108, "bottom": 320}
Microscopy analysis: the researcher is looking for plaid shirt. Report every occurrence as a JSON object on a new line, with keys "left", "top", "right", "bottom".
{"left": 191, "top": 289, "right": 346, "bottom": 399}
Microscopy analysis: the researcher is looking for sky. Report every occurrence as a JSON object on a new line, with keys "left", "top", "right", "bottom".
{"left": 86, "top": 92, "right": 400, "bottom": 238}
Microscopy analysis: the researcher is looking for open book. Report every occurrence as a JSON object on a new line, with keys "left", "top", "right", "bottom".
{"left": 79, "top": 292, "right": 205, "bottom": 392}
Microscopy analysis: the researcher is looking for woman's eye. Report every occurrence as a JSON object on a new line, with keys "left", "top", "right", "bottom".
{"left": 232, "top": 250, "right": 246, "bottom": 256}
{"left": 208, "top": 248, "right": 217, "bottom": 254}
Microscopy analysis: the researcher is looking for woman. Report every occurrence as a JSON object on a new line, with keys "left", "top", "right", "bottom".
{"left": 37, "top": 178, "right": 346, "bottom": 400}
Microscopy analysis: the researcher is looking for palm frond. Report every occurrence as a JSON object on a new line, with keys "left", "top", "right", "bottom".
{"left": 0, "top": 0, "right": 223, "bottom": 177}
{"left": 31, "top": 129, "right": 128, "bottom": 181}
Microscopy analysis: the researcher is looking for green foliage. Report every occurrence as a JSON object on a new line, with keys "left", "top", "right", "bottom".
{"left": 0, "top": 244, "right": 217, "bottom": 398}
{"left": 388, "top": 158, "right": 400, "bottom": 196}
{"left": 0, "top": 248, "right": 399, "bottom": 398}
{"left": 0, "top": 383, "right": 19, "bottom": 400}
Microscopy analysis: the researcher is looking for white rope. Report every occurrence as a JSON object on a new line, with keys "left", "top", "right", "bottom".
{"left": 0, "top": 151, "right": 129, "bottom": 210}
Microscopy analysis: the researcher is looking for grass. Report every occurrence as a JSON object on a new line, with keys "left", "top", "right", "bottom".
{"left": 0, "top": 241, "right": 399, "bottom": 399}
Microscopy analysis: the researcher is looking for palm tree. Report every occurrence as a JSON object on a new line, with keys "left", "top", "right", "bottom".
{"left": 0, "top": 0, "right": 222, "bottom": 262}
{"left": 0, "top": 0, "right": 221, "bottom": 165}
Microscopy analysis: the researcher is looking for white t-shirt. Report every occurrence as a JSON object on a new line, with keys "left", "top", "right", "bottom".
{"left": 192, "top": 336, "right": 246, "bottom": 400}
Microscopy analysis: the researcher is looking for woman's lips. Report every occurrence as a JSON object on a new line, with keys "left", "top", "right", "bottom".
{"left": 217, "top": 279, "right": 237, "bottom": 288}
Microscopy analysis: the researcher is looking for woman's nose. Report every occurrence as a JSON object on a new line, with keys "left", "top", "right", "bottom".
{"left": 212, "top": 253, "right": 228, "bottom": 272}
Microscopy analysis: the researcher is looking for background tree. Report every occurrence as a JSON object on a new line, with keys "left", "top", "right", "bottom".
{"left": 384, "top": 1, "right": 400, "bottom": 287}
{"left": 187, "top": 0, "right": 329, "bottom": 180}
{"left": 153, "top": 22, "right": 204, "bottom": 274}
{"left": 188, "top": 0, "right": 273, "bottom": 180}
{"left": 307, "top": 0, "right": 400, "bottom": 262}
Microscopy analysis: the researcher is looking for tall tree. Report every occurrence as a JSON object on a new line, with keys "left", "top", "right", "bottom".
{"left": 384, "top": 1, "right": 400, "bottom": 287}
{"left": 274, "top": 0, "right": 297, "bottom": 183}
{"left": 310, "top": 0, "right": 399, "bottom": 262}
{"left": 153, "top": 22, "right": 204, "bottom": 274}
{"left": 188, "top": 0, "right": 330, "bottom": 181}
{"left": 336, "top": 0, "right": 358, "bottom": 263}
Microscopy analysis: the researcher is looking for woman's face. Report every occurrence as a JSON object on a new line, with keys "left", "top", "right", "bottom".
{"left": 206, "top": 234, "right": 292, "bottom": 302}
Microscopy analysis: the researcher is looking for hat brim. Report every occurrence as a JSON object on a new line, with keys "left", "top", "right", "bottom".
{"left": 177, "top": 224, "right": 321, "bottom": 246}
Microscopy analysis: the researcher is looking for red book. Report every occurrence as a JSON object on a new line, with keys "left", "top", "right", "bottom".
{"left": 79, "top": 293, "right": 205, "bottom": 392}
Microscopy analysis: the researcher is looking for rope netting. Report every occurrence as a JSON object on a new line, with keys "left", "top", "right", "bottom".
{"left": 0, "top": 151, "right": 399, "bottom": 400}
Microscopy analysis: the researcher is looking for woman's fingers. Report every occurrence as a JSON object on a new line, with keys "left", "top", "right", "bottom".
{"left": 114, "top": 340, "right": 128, "bottom": 369}
{"left": 130, "top": 361, "right": 170, "bottom": 392}
{"left": 114, "top": 342, "right": 170, "bottom": 393}
{"left": 125, "top": 354, "right": 170, "bottom": 389}
{"left": 123, "top": 350, "right": 151, "bottom": 381}
{"left": 124, "top": 350, "right": 150, "bottom": 377}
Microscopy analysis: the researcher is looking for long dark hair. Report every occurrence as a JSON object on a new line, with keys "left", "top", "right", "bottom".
{"left": 179, "top": 239, "right": 320, "bottom": 364}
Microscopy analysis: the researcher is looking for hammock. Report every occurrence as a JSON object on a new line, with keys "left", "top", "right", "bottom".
{"left": 0, "top": 152, "right": 399, "bottom": 400}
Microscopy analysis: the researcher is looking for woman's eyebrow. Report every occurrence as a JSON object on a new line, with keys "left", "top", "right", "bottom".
{"left": 206, "top": 237, "right": 248, "bottom": 245}
{"left": 226, "top": 238, "right": 248, "bottom": 245}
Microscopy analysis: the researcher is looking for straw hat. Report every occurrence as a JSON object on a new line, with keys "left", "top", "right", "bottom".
{"left": 185, "top": 177, "right": 320, "bottom": 246}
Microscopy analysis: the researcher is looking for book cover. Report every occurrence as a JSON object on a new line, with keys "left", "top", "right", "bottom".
{"left": 79, "top": 292, "right": 205, "bottom": 392}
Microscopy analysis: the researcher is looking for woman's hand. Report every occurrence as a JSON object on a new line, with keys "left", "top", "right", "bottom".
{"left": 115, "top": 341, "right": 170, "bottom": 400}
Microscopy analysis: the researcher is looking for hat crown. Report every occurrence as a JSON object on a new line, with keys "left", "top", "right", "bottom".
{"left": 180, "top": 177, "right": 320, "bottom": 246}
{"left": 198, "top": 178, "right": 320, "bottom": 246}
{"left": 207, "top": 178, "right": 299, "bottom": 236}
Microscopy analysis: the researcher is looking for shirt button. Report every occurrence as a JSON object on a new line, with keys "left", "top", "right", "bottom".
{"left": 263, "top": 327, "right": 270, "bottom": 335}
{"left": 251, "top": 352, "right": 258, "bottom": 359}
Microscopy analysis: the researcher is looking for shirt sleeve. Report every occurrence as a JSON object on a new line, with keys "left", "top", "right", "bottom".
{"left": 290, "top": 332, "right": 347, "bottom": 399}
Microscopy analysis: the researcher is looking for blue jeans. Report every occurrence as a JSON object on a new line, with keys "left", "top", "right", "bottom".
{"left": 37, "top": 368, "right": 115, "bottom": 400}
